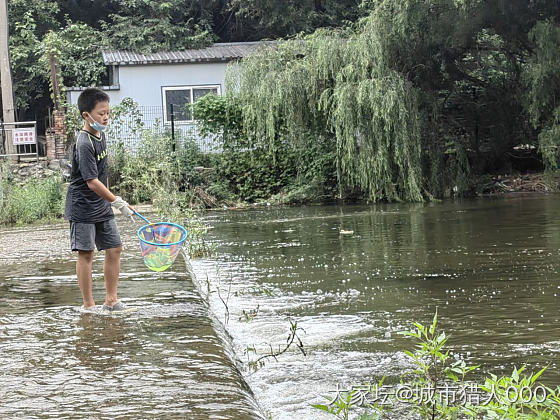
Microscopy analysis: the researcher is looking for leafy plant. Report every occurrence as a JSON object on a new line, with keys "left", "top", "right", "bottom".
{"left": 398, "top": 310, "right": 479, "bottom": 418}
{"left": 0, "top": 174, "right": 64, "bottom": 226}
{"left": 313, "top": 312, "right": 560, "bottom": 419}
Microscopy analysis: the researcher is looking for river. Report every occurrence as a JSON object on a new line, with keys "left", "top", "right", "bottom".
{"left": 1, "top": 195, "right": 560, "bottom": 418}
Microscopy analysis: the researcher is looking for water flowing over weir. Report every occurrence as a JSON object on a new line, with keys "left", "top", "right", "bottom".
{"left": 0, "top": 221, "right": 264, "bottom": 419}
{"left": 189, "top": 196, "right": 560, "bottom": 419}
{"left": 2, "top": 195, "right": 560, "bottom": 419}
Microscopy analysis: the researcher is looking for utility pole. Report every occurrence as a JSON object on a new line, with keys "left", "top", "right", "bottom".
{"left": 0, "top": 0, "right": 16, "bottom": 156}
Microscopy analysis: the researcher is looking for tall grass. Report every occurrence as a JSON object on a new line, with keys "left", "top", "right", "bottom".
{"left": 0, "top": 171, "right": 64, "bottom": 226}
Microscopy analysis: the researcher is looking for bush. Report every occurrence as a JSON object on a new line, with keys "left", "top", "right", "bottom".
{"left": 195, "top": 94, "right": 338, "bottom": 204}
{"left": 214, "top": 147, "right": 296, "bottom": 202}
{"left": 0, "top": 174, "right": 64, "bottom": 226}
{"left": 109, "top": 130, "right": 210, "bottom": 204}
{"left": 107, "top": 130, "right": 214, "bottom": 256}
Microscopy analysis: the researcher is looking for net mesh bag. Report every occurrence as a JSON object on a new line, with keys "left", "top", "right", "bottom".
{"left": 137, "top": 222, "right": 188, "bottom": 272}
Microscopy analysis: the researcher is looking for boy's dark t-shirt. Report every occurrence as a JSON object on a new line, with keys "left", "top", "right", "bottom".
{"left": 64, "top": 130, "right": 113, "bottom": 223}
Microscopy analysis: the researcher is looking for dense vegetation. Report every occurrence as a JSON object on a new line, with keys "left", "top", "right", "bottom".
{"left": 0, "top": 164, "right": 64, "bottom": 225}
{"left": 6, "top": 0, "right": 363, "bottom": 121}
{"left": 4, "top": 0, "right": 560, "bottom": 203}
{"left": 196, "top": 1, "right": 560, "bottom": 202}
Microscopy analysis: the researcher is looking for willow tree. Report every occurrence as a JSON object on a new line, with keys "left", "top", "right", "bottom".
{"left": 525, "top": 20, "right": 560, "bottom": 171}
{"left": 226, "top": 0, "right": 482, "bottom": 202}
{"left": 228, "top": 32, "right": 423, "bottom": 201}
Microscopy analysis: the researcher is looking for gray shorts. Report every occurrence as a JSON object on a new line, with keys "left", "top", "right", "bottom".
{"left": 70, "top": 219, "right": 122, "bottom": 251}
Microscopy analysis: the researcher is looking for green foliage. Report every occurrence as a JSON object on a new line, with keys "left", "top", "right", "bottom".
{"left": 9, "top": 7, "right": 53, "bottom": 110}
{"left": 0, "top": 173, "right": 64, "bottom": 226}
{"left": 43, "top": 22, "right": 108, "bottom": 89}
{"left": 230, "top": 26, "right": 425, "bottom": 202}
{"left": 214, "top": 147, "right": 296, "bottom": 202}
{"left": 107, "top": 127, "right": 213, "bottom": 257}
{"left": 7, "top": 0, "right": 560, "bottom": 203}
{"left": 65, "top": 104, "right": 83, "bottom": 141}
{"left": 194, "top": 94, "right": 244, "bottom": 148}
{"left": 225, "top": 1, "right": 560, "bottom": 201}
{"left": 228, "top": 0, "right": 364, "bottom": 40}
{"left": 524, "top": 20, "right": 560, "bottom": 172}
{"left": 195, "top": 93, "right": 334, "bottom": 203}
{"left": 466, "top": 367, "right": 560, "bottom": 419}
{"left": 100, "top": 0, "right": 214, "bottom": 53}
{"left": 313, "top": 312, "right": 560, "bottom": 419}
{"left": 398, "top": 310, "right": 479, "bottom": 418}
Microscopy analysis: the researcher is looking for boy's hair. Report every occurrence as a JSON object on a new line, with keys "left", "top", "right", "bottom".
{"left": 77, "top": 88, "right": 110, "bottom": 115}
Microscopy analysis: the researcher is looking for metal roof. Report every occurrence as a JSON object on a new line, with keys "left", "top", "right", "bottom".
{"left": 102, "top": 42, "right": 274, "bottom": 66}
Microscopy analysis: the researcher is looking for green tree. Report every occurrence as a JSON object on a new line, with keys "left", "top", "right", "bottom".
{"left": 524, "top": 20, "right": 560, "bottom": 171}
{"left": 226, "top": 0, "right": 363, "bottom": 40}
{"left": 100, "top": 0, "right": 214, "bottom": 53}
{"left": 8, "top": 0, "right": 59, "bottom": 112}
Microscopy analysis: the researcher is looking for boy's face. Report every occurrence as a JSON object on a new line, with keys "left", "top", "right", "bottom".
{"left": 83, "top": 101, "right": 110, "bottom": 126}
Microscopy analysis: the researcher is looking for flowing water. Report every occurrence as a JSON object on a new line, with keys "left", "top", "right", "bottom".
{"left": 2, "top": 195, "right": 560, "bottom": 419}
{"left": 189, "top": 195, "right": 560, "bottom": 419}
{"left": 0, "top": 222, "right": 261, "bottom": 419}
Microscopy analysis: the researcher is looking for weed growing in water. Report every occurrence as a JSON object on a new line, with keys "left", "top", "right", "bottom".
{"left": 313, "top": 311, "right": 560, "bottom": 419}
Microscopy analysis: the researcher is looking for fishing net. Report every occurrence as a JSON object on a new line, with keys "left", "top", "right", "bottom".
{"left": 137, "top": 222, "right": 188, "bottom": 272}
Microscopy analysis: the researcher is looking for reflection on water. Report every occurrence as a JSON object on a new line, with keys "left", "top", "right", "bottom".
{"left": 74, "top": 314, "right": 131, "bottom": 371}
{"left": 190, "top": 195, "right": 560, "bottom": 419}
{"left": 0, "top": 222, "right": 263, "bottom": 419}
{"left": 2, "top": 196, "right": 560, "bottom": 419}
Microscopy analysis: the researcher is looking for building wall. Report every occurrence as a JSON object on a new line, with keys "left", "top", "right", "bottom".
{"left": 67, "top": 61, "right": 229, "bottom": 107}
{"left": 119, "top": 62, "right": 228, "bottom": 106}
{"left": 66, "top": 61, "right": 231, "bottom": 153}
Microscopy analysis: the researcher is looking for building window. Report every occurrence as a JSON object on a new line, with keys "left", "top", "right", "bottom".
{"left": 162, "top": 85, "right": 221, "bottom": 124}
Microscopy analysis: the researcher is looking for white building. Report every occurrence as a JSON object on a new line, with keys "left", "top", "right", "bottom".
{"left": 66, "top": 42, "right": 268, "bottom": 151}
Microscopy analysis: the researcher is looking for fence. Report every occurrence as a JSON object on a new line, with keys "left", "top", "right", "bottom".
{"left": 106, "top": 105, "right": 222, "bottom": 154}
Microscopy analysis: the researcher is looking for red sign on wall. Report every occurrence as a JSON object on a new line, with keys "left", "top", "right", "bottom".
{"left": 12, "top": 128, "right": 36, "bottom": 145}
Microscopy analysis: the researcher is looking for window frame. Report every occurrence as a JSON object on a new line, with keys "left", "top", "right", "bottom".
{"left": 161, "top": 84, "right": 222, "bottom": 124}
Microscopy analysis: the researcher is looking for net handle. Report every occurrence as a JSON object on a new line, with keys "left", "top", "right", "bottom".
{"left": 134, "top": 211, "right": 152, "bottom": 225}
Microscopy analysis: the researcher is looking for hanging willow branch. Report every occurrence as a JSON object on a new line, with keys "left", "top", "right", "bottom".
{"left": 226, "top": 5, "right": 429, "bottom": 202}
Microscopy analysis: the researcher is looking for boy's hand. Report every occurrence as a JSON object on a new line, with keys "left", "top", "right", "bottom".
{"left": 111, "top": 196, "right": 134, "bottom": 217}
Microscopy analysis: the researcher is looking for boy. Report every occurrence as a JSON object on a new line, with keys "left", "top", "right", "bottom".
{"left": 64, "top": 87, "right": 134, "bottom": 313}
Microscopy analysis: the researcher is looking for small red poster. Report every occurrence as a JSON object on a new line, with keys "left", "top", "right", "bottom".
{"left": 12, "top": 128, "right": 36, "bottom": 145}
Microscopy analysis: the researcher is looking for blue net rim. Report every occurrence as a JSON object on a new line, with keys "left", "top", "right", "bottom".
{"left": 136, "top": 222, "right": 188, "bottom": 247}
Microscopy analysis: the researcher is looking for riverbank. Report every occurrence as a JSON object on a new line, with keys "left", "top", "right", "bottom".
{"left": 480, "top": 172, "right": 556, "bottom": 194}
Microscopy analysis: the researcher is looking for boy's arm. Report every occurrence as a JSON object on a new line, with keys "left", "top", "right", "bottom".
{"left": 86, "top": 178, "right": 117, "bottom": 202}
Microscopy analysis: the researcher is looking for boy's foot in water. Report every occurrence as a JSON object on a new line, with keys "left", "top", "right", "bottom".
{"left": 80, "top": 305, "right": 102, "bottom": 314}
{"left": 101, "top": 300, "right": 138, "bottom": 313}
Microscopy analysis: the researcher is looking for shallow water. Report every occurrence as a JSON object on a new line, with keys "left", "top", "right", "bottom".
{"left": 189, "top": 195, "right": 560, "bottom": 419}
{"left": 2, "top": 196, "right": 560, "bottom": 419}
{"left": 0, "top": 221, "right": 262, "bottom": 419}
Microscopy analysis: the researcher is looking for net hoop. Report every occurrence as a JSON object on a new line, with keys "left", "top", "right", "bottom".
{"left": 137, "top": 222, "right": 188, "bottom": 247}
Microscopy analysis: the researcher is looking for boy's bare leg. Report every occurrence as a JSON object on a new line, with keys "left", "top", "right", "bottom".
{"left": 103, "top": 246, "right": 122, "bottom": 306}
{"left": 77, "top": 250, "right": 95, "bottom": 308}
